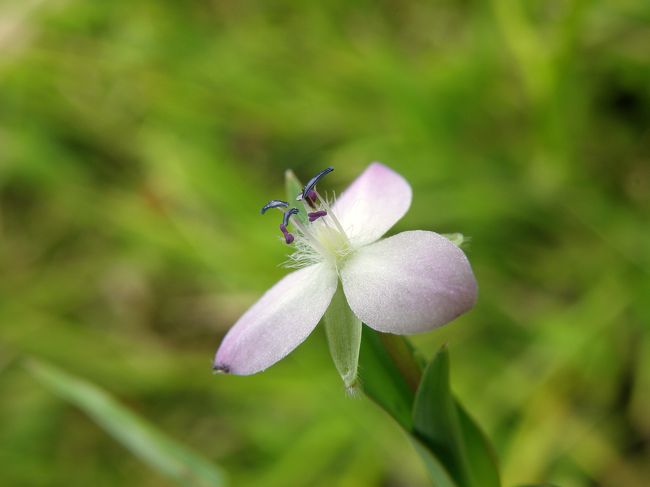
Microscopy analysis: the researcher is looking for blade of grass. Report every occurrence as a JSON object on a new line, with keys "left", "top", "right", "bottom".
{"left": 26, "top": 358, "right": 226, "bottom": 487}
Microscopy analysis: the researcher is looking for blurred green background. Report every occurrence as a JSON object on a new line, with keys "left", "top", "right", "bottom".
{"left": 1, "top": 1, "right": 648, "bottom": 486}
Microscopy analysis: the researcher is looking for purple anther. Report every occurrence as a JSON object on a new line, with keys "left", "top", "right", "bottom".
{"left": 279, "top": 224, "right": 294, "bottom": 244}
{"left": 279, "top": 207, "right": 300, "bottom": 244}
{"left": 297, "top": 167, "right": 334, "bottom": 201}
{"left": 304, "top": 190, "right": 319, "bottom": 209}
{"left": 261, "top": 199, "right": 289, "bottom": 215}
{"left": 308, "top": 210, "right": 328, "bottom": 222}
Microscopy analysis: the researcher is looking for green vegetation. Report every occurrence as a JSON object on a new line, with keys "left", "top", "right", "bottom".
{"left": 0, "top": 1, "right": 648, "bottom": 486}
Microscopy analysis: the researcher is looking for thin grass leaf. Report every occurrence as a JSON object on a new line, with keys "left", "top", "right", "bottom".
{"left": 26, "top": 359, "right": 226, "bottom": 487}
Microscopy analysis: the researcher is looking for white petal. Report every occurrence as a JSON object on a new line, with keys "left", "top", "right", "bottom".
{"left": 341, "top": 231, "right": 477, "bottom": 334}
{"left": 332, "top": 162, "right": 412, "bottom": 246}
{"left": 214, "top": 263, "right": 338, "bottom": 375}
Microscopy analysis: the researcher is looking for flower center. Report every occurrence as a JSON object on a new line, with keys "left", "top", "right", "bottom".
{"left": 260, "top": 167, "right": 353, "bottom": 269}
{"left": 310, "top": 224, "right": 351, "bottom": 261}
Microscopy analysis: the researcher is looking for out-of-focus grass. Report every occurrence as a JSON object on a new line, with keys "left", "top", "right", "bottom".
{"left": 0, "top": 1, "right": 648, "bottom": 486}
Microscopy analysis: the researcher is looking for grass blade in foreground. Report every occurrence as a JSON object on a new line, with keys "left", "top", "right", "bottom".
{"left": 27, "top": 359, "right": 226, "bottom": 487}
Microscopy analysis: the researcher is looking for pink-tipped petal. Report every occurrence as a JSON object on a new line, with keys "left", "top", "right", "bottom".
{"left": 340, "top": 230, "right": 477, "bottom": 334}
{"left": 332, "top": 162, "right": 412, "bottom": 246}
{"left": 215, "top": 263, "right": 338, "bottom": 375}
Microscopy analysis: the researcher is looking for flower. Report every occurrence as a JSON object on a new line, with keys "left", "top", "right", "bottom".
{"left": 214, "top": 162, "right": 477, "bottom": 388}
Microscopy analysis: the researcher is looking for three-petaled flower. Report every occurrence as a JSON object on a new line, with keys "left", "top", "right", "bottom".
{"left": 214, "top": 163, "right": 477, "bottom": 389}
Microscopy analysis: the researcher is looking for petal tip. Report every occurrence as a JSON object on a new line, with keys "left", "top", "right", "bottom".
{"left": 367, "top": 161, "right": 396, "bottom": 175}
{"left": 367, "top": 161, "right": 413, "bottom": 200}
{"left": 212, "top": 362, "right": 231, "bottom": 374}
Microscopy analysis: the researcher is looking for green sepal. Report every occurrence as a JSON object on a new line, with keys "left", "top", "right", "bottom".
{"left": 323, "top": 285, "right": 362, "bottom": 391}
{"left": 442, "top": 233, "right": 467, "bottom": 247}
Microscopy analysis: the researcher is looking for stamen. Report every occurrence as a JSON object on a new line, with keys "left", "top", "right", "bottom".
{"left": 279, "top": 224, "right": 294, "bottom": 244}
{"left": 280, "top": 208, "right": 300, "bottom": 244}
{"left": 308, "top": 210, "right": 328, "bottom": 222}
{"left": 282, "top": 207, "right": 300, "bottom": 227}
{"left": 305, "top": 190, "right": 318, "bottom": 209}
{"left": 261, "top": 199, "right": 289, "bottom": 215}
{"left": 297, "top": 167, "right": 334, "bottom": 201}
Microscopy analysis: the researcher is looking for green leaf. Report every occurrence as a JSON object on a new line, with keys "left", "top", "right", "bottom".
{"left": 412, "top": 346, "right": 500, "bottom": 487}
{"left": 413, "top": 346, "right": 470, "bottom": 486}
{"left": 456, "top": 402, "right": 501, "bottom": 487}
{"left": 26, "top": 359, "right": 226, "bottom": 487}
{"left": 323, "top": 286, "right": 362, "bottom": 390}
{"left": 411, "top": 438, "right": 459, "bottom": 487}
{"left": 358, "top": 326, "right": 415, "bottom": 430}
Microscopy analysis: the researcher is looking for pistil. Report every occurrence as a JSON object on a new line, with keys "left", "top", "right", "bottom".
{"left": 313, "top": 189, "right": 349, "bottom": 244}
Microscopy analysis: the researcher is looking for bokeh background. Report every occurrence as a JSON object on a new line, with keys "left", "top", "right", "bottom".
{"left": 1, "top": 1, "right": 649, "bottom": 486}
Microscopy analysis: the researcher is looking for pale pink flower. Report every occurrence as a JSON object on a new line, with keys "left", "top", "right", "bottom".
{"left": 214, "top": 163, "right": 477, "bottom": 388}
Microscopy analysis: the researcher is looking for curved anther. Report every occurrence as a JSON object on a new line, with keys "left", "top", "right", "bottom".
{"left": 282, "top": 207, "right": 300, "bottom": 227}
{"left": 260, "top": 199, "right": 289, "bottom": 215}
{"left": 297, "top": 167, "right": 333, "bottom": 201}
